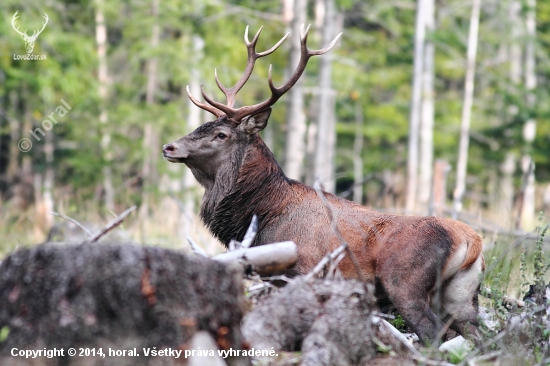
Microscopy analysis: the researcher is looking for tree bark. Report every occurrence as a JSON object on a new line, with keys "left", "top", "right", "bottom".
{"left": 498, "top": 153, "right": 516, "bottom": 225}
{"left": 7, "top": 92, "right": 20, "bottom": 180}
{"left": 314, "top": 0, "right": 338, "bottom": 193}
{"left": 180, "top": 35, "right": 206, "bottom": 238}
{"left": 95, "top": 0, "right": 115, "bottom": 211}
{"left": 406, "top": 0, "right": 427, "bottom": 214}
{"left": 283, "top": 0, "right": 307, "bottom": 181}
{"left": 418, "top": 0, "right": 435, "bottom": 211}
{"left": 139, "top": 0, "right": 161, "bottom": 237}
{"left": 431, "top": 159, "right": 449, "bottom": 217}
{"left": 43, "top": 130, "right": 54, "bottom": 229}
{"left": 452, "top": 0, "right": 481, "bottom": 219}
{"left": 520, "top": 0, "right": 537, "bottom": 231}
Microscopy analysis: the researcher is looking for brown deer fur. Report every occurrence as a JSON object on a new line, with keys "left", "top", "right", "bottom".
{"left": 163, "top": 109, "right": 485, "bottom": 345}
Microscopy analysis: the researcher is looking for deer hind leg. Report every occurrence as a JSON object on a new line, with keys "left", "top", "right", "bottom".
{"left": 377, "top": 273, "right": 445, "bottom": 345}
{"left": 440, "top": 256, "right": 483, "bottom": 341}
{"left": 393, "top": 297, "right": 445, "bottom": 345}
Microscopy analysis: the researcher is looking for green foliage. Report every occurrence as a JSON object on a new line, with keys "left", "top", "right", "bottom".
{"left": 533, "top": 216, "right": 550, "bottom": 290}
{"left": 0, "top": 326, "right": 9, "bottom": 342}
{"left": 388, "top": 313, "right": 406, "bottom": 332}
{"left": 0, "top": 0, "right": 549, "bottom": 248}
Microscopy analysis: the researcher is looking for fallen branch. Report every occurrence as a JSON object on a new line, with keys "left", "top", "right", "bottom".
{"left": 89, "top": 206, "right": 136, "bottom": 243}
{"left": 49, "top": 211, "right": 93, "bottom": 237}
{"left": 373, "top": 316, "right": 457, "bottom": 366}
{"left": 213, "top": 241, "right": 297, "bottom": 276}
{"left": 260, "top": 275, "right": 293, "bottom": 283}
{"left": 305, "top": 243, "right": 347, "bottom": 281}
{"left": 373, "top": 316, "right": 419, "bottom": 355}
{"left": 466, "top": 351, "right": 502, "bottom": 366}
{"left": 481, "top": 287, "right": 525, "bottom": 308}
{"left": 456, "top": 330, "right": 508, "bottom": 366}
{"left": 241, "top": 214, "right": 258, "bottom": 249}
{"left": 313, "top": 180, "right": 366, "bottom": 282}
{"left": 186, "top": 236, "right": 208, "bottom": 257}
{"left": 228, "top": 215, "right": 258, "bottom": 251}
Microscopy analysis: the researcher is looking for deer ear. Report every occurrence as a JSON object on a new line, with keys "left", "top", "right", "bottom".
{"left": 240, "top": 108, "right": 272, "bottom": 135}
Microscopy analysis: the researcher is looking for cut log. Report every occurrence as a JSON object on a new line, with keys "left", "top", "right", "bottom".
{"left": 0, "top": 243, "right": 249, "bottom": 366}
{"left": 213, "top": 241, "right": 297, "bottom": 276}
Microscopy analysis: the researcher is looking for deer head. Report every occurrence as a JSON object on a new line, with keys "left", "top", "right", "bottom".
{"left": 12, "top": 11, "right": 49, "bottom": 54}
{"left": 163, "top": 25, "right": 341, "bottom": 188}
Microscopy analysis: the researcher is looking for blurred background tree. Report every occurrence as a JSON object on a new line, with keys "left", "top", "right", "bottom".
{"left": 0, "top": 0, "right": 549, "bottom": 252}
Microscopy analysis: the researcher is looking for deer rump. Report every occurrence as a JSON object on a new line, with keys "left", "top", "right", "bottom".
{"left": 163, "top": 26, "right": 484, "bottom": 345}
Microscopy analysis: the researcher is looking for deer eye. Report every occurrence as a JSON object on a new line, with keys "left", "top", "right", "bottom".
{"left": 217, "top": 133, "right": 227, "bottom": 139}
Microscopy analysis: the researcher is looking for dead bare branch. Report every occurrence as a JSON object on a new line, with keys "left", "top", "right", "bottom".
{"left": 89, "top": 206, "right": 136, "bottom": 243}
{"left": 241, "top": 214, "right": 258, "bottom": 248}
{"left": 213, "top": 241, "right": 297, "bottom": 276}
{"left": 481, "top": 287, "right": 525, "bottom": 308}
{"left": 228, "top": 239, "right": 239, "bottom": 251}
{"left": 374, "top": 317, "right": 420, "bottom": 355}
{"left": 313, "top": 179, "right": 366, "bottom": 282}
{"left": 48, "top": 211, "right": 93, "bottom": 237}
{"left": 186, "top": 236, "right": 209, "bottom": 257}
{"left": 305, "top": 243, "right": 347, "bottom": 280}
{"left": 260, "top": 275, "right": 293, "bottom": 283}
{"left": 466, "top": 351, "right": 502, "bottom": 366}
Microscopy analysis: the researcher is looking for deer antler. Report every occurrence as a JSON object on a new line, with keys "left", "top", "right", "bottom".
{"left": 187, "top": 25, "right": 342, "bottom": 122}
{"left": 11, "top": 11, "right": 49, "bottom": 40}
{"left": 187, "top": 26, "right": 289, "bottom": 119}
{"left": 11, "top": 11, "right": 27, "bottom": 38}
{"left": 32, "top": 13, "right": 49, "bottom": 39}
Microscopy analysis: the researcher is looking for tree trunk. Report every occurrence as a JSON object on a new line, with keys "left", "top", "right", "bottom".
{"left": 495, "top": 0, "right": 522, "bottom": 225}
{"left": 498, "top": 153, "right": 516, "bottom": 225}
{"left": 314, "top": 0, "right": 338, "bottom": 193}
{"left": 406, "top": 0, "right": 427, "bottom": 214}
{"left": 418, "top": 0, "right": 435, "bottom": 212}
{"left": 139, "top": 0, "right": 161, "bottom": 236}
{"left": 431, "top": 159, "right": 450, "bottom": 217}
{"left": 283, "top": 0, "right": 307, "bottom": 181}
{"left": 451, "top": 0, "right": 481, "bottom": 219}
{"left": 353, "top": 99, "right": 364, "bottom": 204}
{"left": 7, "top": 92, "right": 20, "bottom": 180}
{"left": 520, "top": 0, "right": 537, "bottom": 231}
{"left": 43, "top": 130, "right": 54, "bottom": 229}
{"left": 95, "top": 0, "right": 115, "bottom": 211}
{"left": 509, "top": 0, "right": 522, "bottom": 84}
{"left": 180, "top": 35, "right": 206, "bottom": 238}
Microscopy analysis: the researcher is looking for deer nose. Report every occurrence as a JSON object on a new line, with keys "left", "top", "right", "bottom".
{"left": 163, "top": 143, "right": 176, "bottom": 153}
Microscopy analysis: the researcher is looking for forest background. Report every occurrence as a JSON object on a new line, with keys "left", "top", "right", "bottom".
{"left": 0, "top": 0, "right": 549, "bottom": 260}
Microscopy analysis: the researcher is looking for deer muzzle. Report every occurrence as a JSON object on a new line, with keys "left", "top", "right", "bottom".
{"left": 162, "top": 143, "right": 188, "bottom": 163}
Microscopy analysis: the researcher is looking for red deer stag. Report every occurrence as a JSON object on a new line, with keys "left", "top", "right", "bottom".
{"left": 163, "top": 25, "right": 484, "bottom": 345}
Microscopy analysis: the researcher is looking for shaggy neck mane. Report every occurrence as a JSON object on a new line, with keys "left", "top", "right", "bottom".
{"left": 200, "top": 135, "right": 292, "bottom": 246}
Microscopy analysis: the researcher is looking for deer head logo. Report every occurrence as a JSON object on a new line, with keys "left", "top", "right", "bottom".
{"left": 11, "top": 11, "right": 49, "bottom": 54}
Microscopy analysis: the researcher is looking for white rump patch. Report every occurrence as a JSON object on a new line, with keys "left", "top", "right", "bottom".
{"left": 440, "top": 241, "right": 467, "bottom": 282}
{"left": 440, "top": 256, "right": 483, "bottom": 320}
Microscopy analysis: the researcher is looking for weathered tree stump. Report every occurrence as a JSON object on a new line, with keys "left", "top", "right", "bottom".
{"left": 0, "top": 243, "right": 249, "bottom": 366}
{"left": 242, "top": 278, "right": 376, "bottom": 366}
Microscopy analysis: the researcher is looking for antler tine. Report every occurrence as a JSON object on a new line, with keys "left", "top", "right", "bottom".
{"left": 11, "top": 11, "right": 26, "bottom": 37}
{"left": 300, "top": 23, "right": 342, "bottom": 56}
{"left": 35, "top": 13, "right": 49, "bottom": 36}
{"left": 186, "top": 85, "right": 225, "bottom": 118}
{"left": 256, "top": 30, "right": 289, "bottom": 57}
{"left": 230, "top": 24, "right": 342, "bottom": 122}
{"left": 245, "top": 25, "right": 263, "bottom": 47}
{"left": 200, "top": 84, "right": 238, "bottom": 118}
